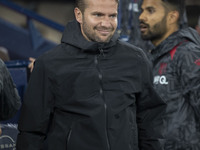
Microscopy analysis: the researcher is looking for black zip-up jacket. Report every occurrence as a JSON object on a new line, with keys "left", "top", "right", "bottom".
{"left": 0, "top": 59, "right": 21, "bottom": 121}
{"left": 17, "top": 20, "right": 166, "bottom": 150}
{"left": 149, "top": 27, "right": 200, "bottom": 150}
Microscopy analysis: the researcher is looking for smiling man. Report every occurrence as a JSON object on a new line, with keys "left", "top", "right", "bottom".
{"left": 16, "top": 0, "right": 166, "bottom": 150}
{"left": 75, "top": 0, "right": 118, "bottom": 43}
{"left": 139, "top": 0, "right": 200, "bottom": 149}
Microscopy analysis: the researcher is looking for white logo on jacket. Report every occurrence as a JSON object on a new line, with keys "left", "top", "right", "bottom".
{"left": 153, "top": 75, "right": 168, "bottom": 85}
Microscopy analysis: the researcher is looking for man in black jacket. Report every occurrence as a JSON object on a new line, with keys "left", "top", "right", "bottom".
{"left": 139, "top": 0, "right": 200, "bottom": 149}
{"left": 17, "top": 0, "right": 166, "bottom": 149}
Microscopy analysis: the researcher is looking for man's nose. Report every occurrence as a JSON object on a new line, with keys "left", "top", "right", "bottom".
{"left": 101, "top": 17, "right": 112, "bottom": 27}
{"left": 139, "top": 12, "right": 146, "bottom": 22}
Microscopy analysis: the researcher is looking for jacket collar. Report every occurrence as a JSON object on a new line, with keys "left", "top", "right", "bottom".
{"left": 151, "top": 27, "right": 200, "bottom": 61}
{"left": 150, "top": 29, "right": 184, "bottom": 61}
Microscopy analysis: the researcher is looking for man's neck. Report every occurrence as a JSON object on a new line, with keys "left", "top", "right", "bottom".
{"left": 152, "top": 27, "right": 179, "bottom": 47}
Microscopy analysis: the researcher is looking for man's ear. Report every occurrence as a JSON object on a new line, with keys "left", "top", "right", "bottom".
{"left": 168, "top": 10, "right": 179, "bottom": 25}
{"left": 74, "top": 7, "right": 83, "bottom": 24}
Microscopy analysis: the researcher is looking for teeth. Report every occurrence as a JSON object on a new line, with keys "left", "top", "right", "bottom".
{"left": 140, "top": 23, "right": 147, "bottom": 28}
{"left": 141, "top": 26, "right": 147, "bottom": 29}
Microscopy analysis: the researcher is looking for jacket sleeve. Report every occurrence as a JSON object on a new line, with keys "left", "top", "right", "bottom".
{"left": 17, "top": 57, "right": 54, "bottom": 150}
{"left": 0, "top": 59, "right": 21, "bottom": 121}
{"left": 178, "top": 47, "right": 200, "bottom": 119}
{"left": 136, "top": 52, "right": 166, "bottom": 150}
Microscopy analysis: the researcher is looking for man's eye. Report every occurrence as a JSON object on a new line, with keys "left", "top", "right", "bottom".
{"left": 110, "top": 15, "right": 117, "bottom": 18}
{"left": 148, "top": 8, "right": 155, "bottom": 14}
{"left": 94, "top": 14, "right": 102, "bottom": 17}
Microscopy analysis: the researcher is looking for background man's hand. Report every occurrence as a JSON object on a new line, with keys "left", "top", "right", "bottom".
{"left": 28, "top": 57, "right": 36, "bottom": 72}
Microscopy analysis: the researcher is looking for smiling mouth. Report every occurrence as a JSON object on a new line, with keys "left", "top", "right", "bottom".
{"left": 97, "top": 29, "right": 111, "bottom": 35}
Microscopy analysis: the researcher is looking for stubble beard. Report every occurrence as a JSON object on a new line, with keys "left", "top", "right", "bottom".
{"left": 141, "top": 16, "right": 167, "bottom": 42}
{"left": 82, "top": 20, "right": 114, "bottom": 43}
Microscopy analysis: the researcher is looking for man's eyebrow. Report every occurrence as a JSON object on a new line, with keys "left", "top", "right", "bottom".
{"left": 91, "top": 11, "right": 117, "bottom": 16}
{"left": 91, "top": 11, "right": 104, "bottom": 14}
{"left": 146, "top": 6, "right": 155, "bottom": 10}
{"left": 111, "top": 12, "right": 118, "bottom": 15}
{"left": 141, "top": 5, "right": 154, "bottom": 10}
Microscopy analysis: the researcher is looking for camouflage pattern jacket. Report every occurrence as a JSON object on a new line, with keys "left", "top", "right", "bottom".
{"left": 150, "top": 27, "right": 200, "bottom": 150}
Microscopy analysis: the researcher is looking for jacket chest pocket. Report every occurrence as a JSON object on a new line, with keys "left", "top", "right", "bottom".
{"left": 54, "top": 71, "right": 100, "bottom": 104}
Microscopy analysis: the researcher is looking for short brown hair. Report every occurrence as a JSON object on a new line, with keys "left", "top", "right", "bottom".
{"left": 75, "top": 0, "right": 119, "bottom": 12}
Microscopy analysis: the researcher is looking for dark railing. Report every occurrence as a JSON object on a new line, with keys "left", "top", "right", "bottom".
{"left": 0, "top": 0, "right": 65, "bottom": 32}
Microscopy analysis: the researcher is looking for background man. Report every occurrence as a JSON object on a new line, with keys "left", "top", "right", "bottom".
{"left": 16, "top": 0, "right": 166, "bottom": 149}
{"left": 0, "top": 59, "right": 21, "bottom": 135}
{"left": 139, "top": 0, "right": 200, "bottom": 149}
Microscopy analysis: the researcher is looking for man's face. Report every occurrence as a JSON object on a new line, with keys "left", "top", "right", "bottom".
{"left": 75, "top": 0, "right": 118, "bottom": 43}
{"left": 139, "top": 0, "right": 169, "bottom": 45}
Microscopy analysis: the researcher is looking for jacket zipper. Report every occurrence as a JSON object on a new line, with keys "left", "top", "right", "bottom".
{"left": 99, "top": 48, "right": 105, "bottom": 57}
{"left": 66, "top": 129, "right": 72, "bottom": 148}
{"left": 95, "top": 50, "right": 110, "bottom": 150}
